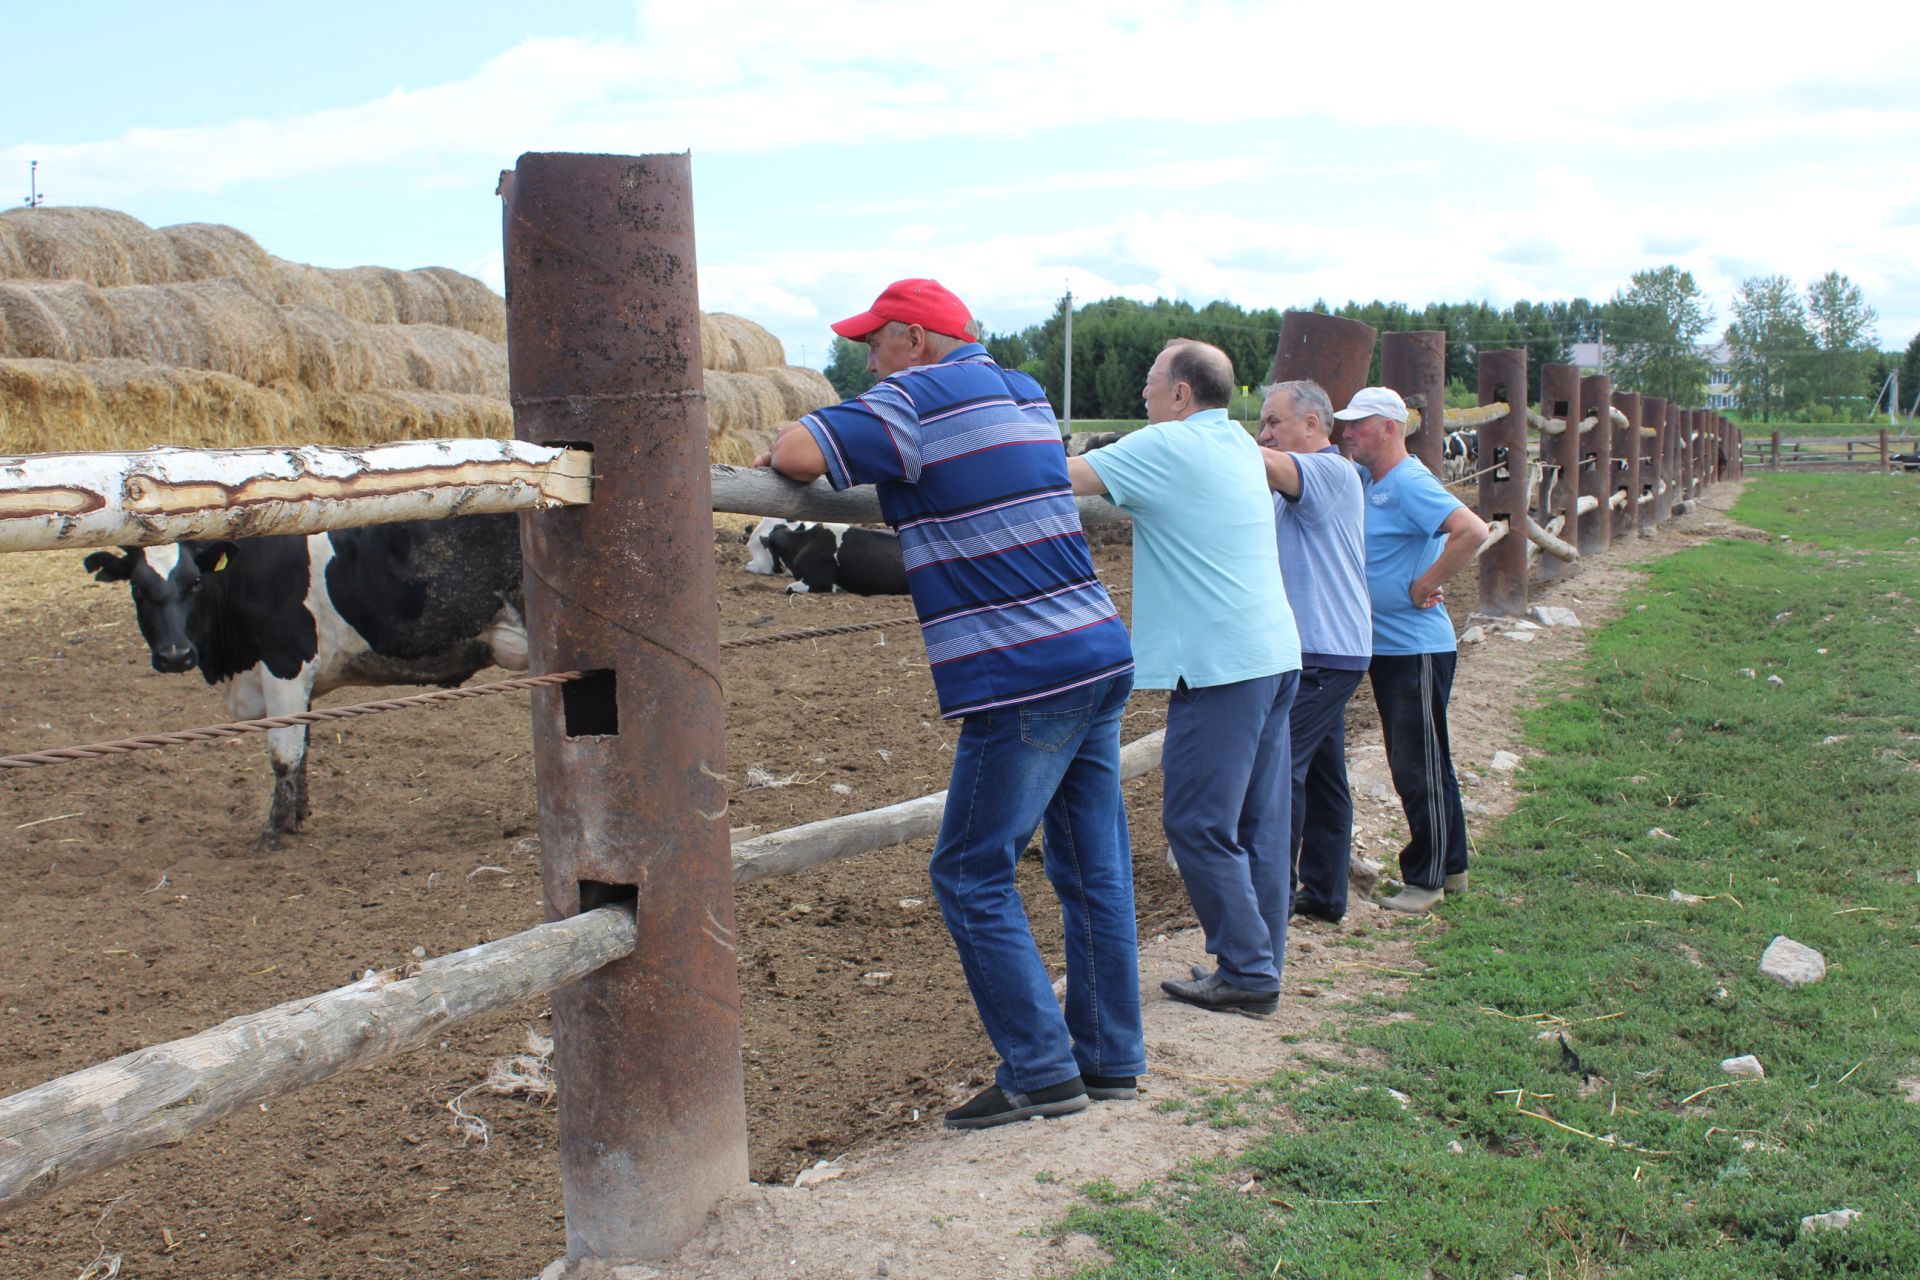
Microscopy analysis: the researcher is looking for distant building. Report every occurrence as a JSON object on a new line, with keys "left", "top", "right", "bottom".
{"left": 1567, "top": 341, "right": 1737, "bottom": 408}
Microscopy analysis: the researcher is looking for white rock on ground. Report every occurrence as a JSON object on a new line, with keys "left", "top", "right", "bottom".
{"left": 1459, "top": 625, "right": 1485, "bottom": 644}
{"left": 793, "top": 1159, "right": 846, "bottom": 1189}
{"left": 1759, "top": 936, "right": 1826, "bottom": 987}
{"left": 1720, "top": 1054, "right": 1765, "bottom": 1077}
{"left": 1799, "top": 1209, "right": 1860, "bottom": 1235}
{"left": 1529, "top": 605, "right": 1582, "bottom": 628}
{"left": 1489, "top": 750, "right": 1521, "bottom": 772}
{"left": 1766, "top": 674, "right": 1785, "bottom": 688}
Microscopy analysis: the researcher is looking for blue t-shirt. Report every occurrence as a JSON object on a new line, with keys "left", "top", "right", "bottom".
{"left": 1363, "top": 457, "right": 1464, "bottom": 655}
{"left": 800, "top": 344, "right": 1133, "bottom": 718}
{"left": 1273, "top": 447, "right": 1370, "bottom": 669}
{"left": 1085, "top": 409, "right": 1299, "bottom": 690}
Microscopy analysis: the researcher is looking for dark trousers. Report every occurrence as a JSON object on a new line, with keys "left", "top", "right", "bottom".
{"left": 1367, "top": 652, "right": 1468, "bottom": 890}
{"left": 1288, "top": 666, "right": 1366, "bottom": 918}
{"left": 1162, "top": 671, "right": 1298, "bottom": 992}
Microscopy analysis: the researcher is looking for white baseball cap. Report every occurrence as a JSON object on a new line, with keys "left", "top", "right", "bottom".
{"left": 1332, "top": 387, "right": 1408, "bottom": 424}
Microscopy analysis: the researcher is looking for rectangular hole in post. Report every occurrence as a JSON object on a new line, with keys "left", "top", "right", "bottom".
{"left": 1552, "top": 400, "right": 1569, "bottom": 417}
{"left": 578, "top": 879, "right": 638, "bottom": 916}
{"left": 564, "top": 669, "right": 619, "bottom": 738}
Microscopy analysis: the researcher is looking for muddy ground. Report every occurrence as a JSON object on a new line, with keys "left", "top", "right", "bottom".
{"left": 0, "top": 494, "right": 1744, "bottom": 1279}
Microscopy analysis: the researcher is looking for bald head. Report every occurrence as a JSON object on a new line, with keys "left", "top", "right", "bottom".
{"left": 1161, "top": 340, "right": 1235, "bottom": 410}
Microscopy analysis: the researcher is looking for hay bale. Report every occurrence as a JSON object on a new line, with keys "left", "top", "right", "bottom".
{"left": 0, "top": 208, "right": 181, "bottom": 286}
{"left": 704, "top": 313, "right": 785, "bottom": 372}
{"left": 0, "top": 357, "right": 510, "bottom": 455}
{"left": 161, "top": 222, "right": 283, "bottom": 297}
{"left": 760, "top": 365, "right": 839, "bottom": 419}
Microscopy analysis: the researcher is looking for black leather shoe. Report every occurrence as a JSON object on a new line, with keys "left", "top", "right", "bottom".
{"left": 1291, "top": 900, "right": 1345, "bottom": 924}
{"left": 942, "top": 1077, "right": 1088, "bottom": 1130}
{"left": 1159, "top": 970, "right": 1279, "bottom": 1015}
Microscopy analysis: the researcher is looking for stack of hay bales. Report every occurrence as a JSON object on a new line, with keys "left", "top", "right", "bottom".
{"left": 0, "top": 207, "right": 837, "bottom": 459}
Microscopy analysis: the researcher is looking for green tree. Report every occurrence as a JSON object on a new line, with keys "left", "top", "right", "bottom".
{"left": 1723, "top": 275, "right": 1811, "bottom": 422}
{"left": 1604, "top": 266, "right": 1713, "bottom": 406}
{"left": 981, "top": 329, "right": 1031, "bottom": 371}
{"left": 1804, "top": 271, "right": 1878, "bottom": 417}
{"left": 822, "top": 336, "right": 874, "bottom": 399}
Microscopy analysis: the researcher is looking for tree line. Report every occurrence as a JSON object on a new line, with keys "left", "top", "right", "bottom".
{"left": 823, "top": 266, "right": 1907, "bottom": 424}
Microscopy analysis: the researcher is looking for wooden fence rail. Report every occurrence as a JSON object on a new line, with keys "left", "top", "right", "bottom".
{"left": 0, "top": 439, "right": 591, "bottom": 553}
{"left": 0, "top": 905, "right": 636, "bottom": 1215}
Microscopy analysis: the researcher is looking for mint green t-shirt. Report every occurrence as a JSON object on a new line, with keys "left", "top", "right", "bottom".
{"left": 1085, "top": 409, "right": 1300, "bottom": 690}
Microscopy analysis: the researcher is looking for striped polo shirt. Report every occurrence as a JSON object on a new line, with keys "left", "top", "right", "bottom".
{"left": 800, "top": 344, "right": 1133, "bottom": 718}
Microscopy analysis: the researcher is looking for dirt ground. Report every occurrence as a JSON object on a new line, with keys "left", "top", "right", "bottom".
{"left": 0, "top": 489, "right": 1745, "bottom": 1279}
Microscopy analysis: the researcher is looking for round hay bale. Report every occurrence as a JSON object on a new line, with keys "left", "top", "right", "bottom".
{"left": 760, "top": 365, "right": 839, "bottom": 419}
{"left": 0, "top": 357, "right": 296, "bottom": 454}
{"left": 0, "top": 207, "right": 181, "bottom": 286}
{"left": 707, "top": 313, "right": 784, "bottom": 371}
{"left": 161, "top": 223, "right": 282, "bottom": 296}
{"left": 699, "top": 312, "right": 740, "bottom": 373}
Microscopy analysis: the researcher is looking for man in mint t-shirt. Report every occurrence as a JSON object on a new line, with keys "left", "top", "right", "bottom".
{"left": 1336, "top": 387, "right": 1489, "bottom": 914}
{"left": 1068, "top": 340, "right": 1302, "bottom": 1014}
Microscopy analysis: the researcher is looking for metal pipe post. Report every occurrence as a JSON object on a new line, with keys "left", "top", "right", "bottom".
{"left": 503, "top": 152, "right": 747, "bottom": 1263}
{"left": 1382, "top": 330, "right": 1446, "bottom": 479}
{"left": 1537, "top": 362, "right": 1581, "bottom": 581}
{"left": 1269, "top": 311, "right": 1378, "bottom": 450}
{"left": 1640, "top": 396, "right": 1666, "bottom": 535}
{"left": 1611, "top": 391, "right": 1641, "bottom": 539}
{"left": 1577, "top": 373, "right": 1612, "bottom": 554}
{"left": 1476, "top": 348, "right": 1530, "bottom": 615}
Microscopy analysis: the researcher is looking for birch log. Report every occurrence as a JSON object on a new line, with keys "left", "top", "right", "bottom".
{"left": 733, "top": 730, "right": 1166, "bottom": 884}
{"left": 0, "top": 440, "right": 591, "bottom": 553}
{"left": 710, "top": 463, "right": 1130, "bottom": 528}
{"left": 1525, "top": 515, "right": 1580, "bottom": 562}
{"left": 0, "top": 906, "right": 634, "bottom": 1213}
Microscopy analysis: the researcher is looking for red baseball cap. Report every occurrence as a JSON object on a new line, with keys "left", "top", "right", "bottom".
{"left": 830, "top": 278, "right": 975, "bottom": 342}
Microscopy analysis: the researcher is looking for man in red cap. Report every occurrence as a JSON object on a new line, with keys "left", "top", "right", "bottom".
{"left": 756, "top": 279, "right": 1143, "bottom": 1131}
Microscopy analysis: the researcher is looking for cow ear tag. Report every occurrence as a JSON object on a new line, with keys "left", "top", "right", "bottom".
{"left": 211, "top": 551, "right": 230, "bottom": 573}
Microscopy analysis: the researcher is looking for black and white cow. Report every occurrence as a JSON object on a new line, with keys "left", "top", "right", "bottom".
{"left": 84, "top": 514, "right": 527, "bottom": 848}
{"left": 742, "top": 516, "right": 909, "bottom": 596}
{"left": 1442, "top": 430, "right": 1478, "bottom": 481}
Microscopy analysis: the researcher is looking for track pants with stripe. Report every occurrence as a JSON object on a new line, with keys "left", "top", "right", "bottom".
{"left": 1367, "top": 652, "right": 1468, "bottom": 891}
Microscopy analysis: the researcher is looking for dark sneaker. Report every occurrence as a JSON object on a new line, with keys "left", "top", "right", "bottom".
{"left": 1083, "top": 1075, "right": 1137, "bottom": 1101}
{"left": 1290, "top": 899, "right": 1345, "bottom": 924}
{"left": 1160, "top": 971, "right": 1279, "bottom": 1016}
{"left": 942, "top": 1078, "right": 1088, "bottom": 1130}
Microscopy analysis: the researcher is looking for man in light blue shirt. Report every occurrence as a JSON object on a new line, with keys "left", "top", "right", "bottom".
{"left": 1068, "top": 339, "right": 1301, "bottom": 1014}
{"left": 1338, "top": 387, "right": 1489, "bottom": 914}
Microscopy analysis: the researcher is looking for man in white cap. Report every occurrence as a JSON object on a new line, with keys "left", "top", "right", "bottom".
{"left": 1335, "top": 387, "right": 1488, "bottom": 913}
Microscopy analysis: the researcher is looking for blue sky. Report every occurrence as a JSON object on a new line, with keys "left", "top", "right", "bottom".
{"left": 9, "top": 1, "right": 1919, "bottom": 375}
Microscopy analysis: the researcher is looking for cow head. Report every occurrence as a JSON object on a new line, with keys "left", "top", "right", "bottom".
{"left": 84, "top": 541, "right": 237, "bottom": 673}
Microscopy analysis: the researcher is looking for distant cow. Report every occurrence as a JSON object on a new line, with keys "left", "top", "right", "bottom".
{"left": 1893, "top": 450, "right": 1920, "bottom": 473}
{"left": 1442, "top": 430, "right": 1477, "bottom": 481}
{"left": 742, "top": 516, "right": 909, "bottom": 595}
{"left": 1064, "top": 431, "right": 1125, "bottom": 456}
{"left": 85, "top": 515, "right": 527, "bottom": 848}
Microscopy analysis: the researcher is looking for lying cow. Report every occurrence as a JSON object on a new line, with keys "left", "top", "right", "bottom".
{"left": 742, "top": 516, "right": 908, "bottom": 595}
{"left": 84, "top": 514, "right": 527, "bottom": 848}
{"left": 1064, "top": 431, "right": 1126, "bottom": 456}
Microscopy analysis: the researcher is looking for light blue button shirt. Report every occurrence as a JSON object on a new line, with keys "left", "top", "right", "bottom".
{"left": 1363, "top": 457, "right": 1464, "bottom": 655}
{"left": 1086, "top": 409, "right": 1300, "bottom": 689}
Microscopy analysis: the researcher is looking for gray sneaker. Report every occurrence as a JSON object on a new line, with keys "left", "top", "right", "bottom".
{"left": 1444, "top": 872, "right": 1469, "bottom": 894}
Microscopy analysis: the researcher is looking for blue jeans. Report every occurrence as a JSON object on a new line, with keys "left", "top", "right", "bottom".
{"left": 1368, "top": 652, "right": 1468, "bottom": 890}
{"left": 1289, "top": 666, "right": 1366, "bottom": 918}
{"left": 1162, "top": 670, "right": 1299, "bottom": 993}
{"left": 929, "top": 672, "right": 1143, "bottom": 1094}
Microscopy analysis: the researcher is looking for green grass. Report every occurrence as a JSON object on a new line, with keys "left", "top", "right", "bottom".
{"left": 1061, "top": 473, "right": 1920, "bottom": 1278}
{"left": 1740, "top": 421, "right": 1920, "bottom": 441}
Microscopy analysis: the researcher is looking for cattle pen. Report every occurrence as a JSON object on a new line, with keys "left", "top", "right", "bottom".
{"left": 0, "top": 153, "right": 1741, "bottom": 1275}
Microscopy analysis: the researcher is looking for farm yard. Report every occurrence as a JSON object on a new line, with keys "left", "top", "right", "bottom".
{"left": 3, "top": 183, "right": 1913, "bottom": 1278}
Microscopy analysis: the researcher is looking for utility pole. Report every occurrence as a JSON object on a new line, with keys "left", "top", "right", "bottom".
{"left": 1061, "top": 286, "right": 1074, "bottom": 437}
{"left": 23, "top": 160, "right": 45, "bottom": 208}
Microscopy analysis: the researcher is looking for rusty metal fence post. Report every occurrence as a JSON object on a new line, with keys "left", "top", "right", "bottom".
{"left": 504, "top": 152, "right": 747, "bottom": 1265}
{"left": 1611, "top": 391, "right": 1640, "bottom": 540}
{"left": 1683, "top": 409, "right": 1699, "bottom": 499}
{"left": 1640, "top": 396, "right": 1666, "bottom": 536}
{"left": 1578, "top": 373, "right": 1612, "bottom": 554}
{"left": 1382, "top": 330, "right": 1445, "bottom": 479}
{"left": 1270, "top": 311, "right": 1378, "bottom": 451}
{"left": 1537, "top": 363, "right": 1581, "bottom": 581}
{"left": 1476, "top": 348, "right": 1529, "bottom": 615}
